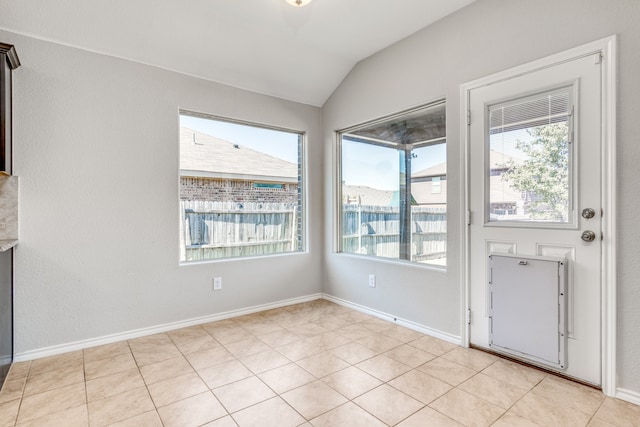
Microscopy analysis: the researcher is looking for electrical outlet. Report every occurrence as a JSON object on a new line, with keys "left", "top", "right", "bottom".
{"left": 368, "top": 274, "right": 376, "bottom": 288}
{"left": 213, "top": 277, "right": 222, "bottom": 291}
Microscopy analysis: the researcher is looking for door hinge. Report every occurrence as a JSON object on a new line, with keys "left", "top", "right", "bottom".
{"left": 466, "top": 210, "right": 472, "bottom": 225}
{"left": 595, "top": 52, "right": 603, "bottom": 64}
{"left": 466, "top": 110, "right": 471, "bottom": 125}
{"left": 466, "top": 308, "right": 471, "bottom": 325}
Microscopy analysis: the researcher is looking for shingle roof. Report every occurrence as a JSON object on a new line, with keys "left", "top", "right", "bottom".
{"left": 180, "top": 127, "right": 298, "bottom": 182}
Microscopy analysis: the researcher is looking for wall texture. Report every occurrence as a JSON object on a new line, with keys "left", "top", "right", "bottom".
{"left": 0, "top": 29, "right": 324, "bottom": 355}
{"left": 322, "top": 0, "right": 640, "bottom": 394}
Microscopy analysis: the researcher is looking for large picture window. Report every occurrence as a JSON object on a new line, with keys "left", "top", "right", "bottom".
{"left": 339, "top": 101, "right": 447, "bottom": 267}
{"left": 179, "top": 112, "right": 304, "bottom": 262}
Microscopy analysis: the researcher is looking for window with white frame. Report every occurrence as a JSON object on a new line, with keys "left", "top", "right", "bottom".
{"left": 179, "top": 112, "right": 305, "bottom": 262}
{"left": 338, "top": 101, "right": 447, "bottom": 267}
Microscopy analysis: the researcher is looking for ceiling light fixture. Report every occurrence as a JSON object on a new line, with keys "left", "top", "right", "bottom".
{"left": 286, "top": 0, "right": 313, "bottom": 7}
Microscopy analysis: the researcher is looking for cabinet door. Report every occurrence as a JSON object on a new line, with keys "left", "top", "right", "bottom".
{"left": 0, "top": 249, "right": 12, "bottom": 384}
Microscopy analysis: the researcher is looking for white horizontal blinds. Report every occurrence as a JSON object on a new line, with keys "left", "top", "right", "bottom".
{"left": 489, "top": 89, "right": 570, "bottom": 135}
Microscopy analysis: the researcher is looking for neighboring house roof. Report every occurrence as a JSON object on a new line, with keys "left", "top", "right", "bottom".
{"left": 412, "top": 150, "right": 522, "bottom": 178}
{"left": 180, "top": 127, "right": 298, "bottom": 183}
{"left": 342, "top": 185, "right": 394, "bottom": 207}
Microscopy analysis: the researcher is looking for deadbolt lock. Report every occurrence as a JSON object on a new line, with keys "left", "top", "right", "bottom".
{"left": 581, "top": 208, "right": 596, "bottom": 219}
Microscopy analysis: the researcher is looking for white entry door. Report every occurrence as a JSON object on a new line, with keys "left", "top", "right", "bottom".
{"left": 467, "top": 53, "right": 603, "bottom": 385}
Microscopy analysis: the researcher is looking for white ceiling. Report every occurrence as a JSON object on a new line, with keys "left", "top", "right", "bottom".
{"left": 0, "top": 0, "right": 475, "bottom": 106}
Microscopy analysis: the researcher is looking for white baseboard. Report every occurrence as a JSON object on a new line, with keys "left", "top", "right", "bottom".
{"left": 321, "top": 293, "right": 462, "bottom": 345}
{"left": 616, "top": 387, "right": 640, "bottom": 406}
{"left": 14, "top": 293, "right": 323, "bottom": 362}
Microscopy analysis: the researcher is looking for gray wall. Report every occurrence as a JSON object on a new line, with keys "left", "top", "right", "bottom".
{"left": 322, "top": 0, "right": 640, "bottom": 393}
{"left": 0, "top": 30, "right": 324, "bottom": 355}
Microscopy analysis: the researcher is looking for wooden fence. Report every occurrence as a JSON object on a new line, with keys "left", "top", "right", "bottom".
{"left": 342, "top": 205, "right": 447, "bottom": 264}
{"left": 180, "top": 201, "right": 299, "bottom": 261}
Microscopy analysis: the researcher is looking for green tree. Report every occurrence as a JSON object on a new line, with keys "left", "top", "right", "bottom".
{"left": 502, "top": 123, "right": 569, "bottom": 221}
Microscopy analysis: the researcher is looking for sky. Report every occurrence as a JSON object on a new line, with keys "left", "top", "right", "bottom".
{"left": 180, "top": 114, "right": 299, "bottom": 164}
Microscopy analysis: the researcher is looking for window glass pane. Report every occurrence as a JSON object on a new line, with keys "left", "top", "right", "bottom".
{"left": 488, "top": 88, "right": 571, "bottom": 223}
{"left": 339, "top": 101, "right": 446, "bottom": 267}
{"left": 179, "top": 113, "right": 304, "bottom": 262}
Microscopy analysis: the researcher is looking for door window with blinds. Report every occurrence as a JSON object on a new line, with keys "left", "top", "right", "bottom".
{"left": 486, "top": 87, "right": 574, "bottom": 226}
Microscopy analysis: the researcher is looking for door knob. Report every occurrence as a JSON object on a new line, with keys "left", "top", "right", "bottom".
{"left": 581, "top": 230, "right": 596, "bottom": 242}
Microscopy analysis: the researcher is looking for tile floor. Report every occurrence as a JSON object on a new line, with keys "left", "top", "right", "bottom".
{"left": 0, "top": 300, "right": 638, "bottom": 426}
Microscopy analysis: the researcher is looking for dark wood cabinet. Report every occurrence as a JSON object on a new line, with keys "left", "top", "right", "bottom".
{"left": 0, "top": 43, "right": 20, "bottom": 175}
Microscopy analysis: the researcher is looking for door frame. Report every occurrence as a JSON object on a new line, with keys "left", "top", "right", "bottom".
{"left": 460, "top": 36, "right": 617, "bottom": 396}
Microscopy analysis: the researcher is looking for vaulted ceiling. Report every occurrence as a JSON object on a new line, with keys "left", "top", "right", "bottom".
{"left": 0, "top": 0, "right": 475, "bottom": 106}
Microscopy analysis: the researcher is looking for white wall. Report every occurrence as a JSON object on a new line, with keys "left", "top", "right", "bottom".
{"left": 322, "top": 0, "right": 640, "bottom": 394}
{"left": 0, "top": 30, "right": 324, "bottom": 355}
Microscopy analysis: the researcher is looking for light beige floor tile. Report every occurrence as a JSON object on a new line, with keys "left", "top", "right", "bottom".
{"left": 441, "top": 347, "right": 498, "bottom": 372}
{"left": 417, "top": 357, "right": 479, "bottom": 386}
{"left": 353, "top": 384, "right": 424, "bottom": 426}
{"left": 243, "top": 322, "right": 284, "bottom": 336}
{"left": 6, "top": 361, "right": 31, "bottom": 381}
{"left": 129, "top": 333, "right": 173, "bottom": 346}
{"left": 287, "top": 323, "right": 329, "bottom": 338}
{"left": 86, "top": 368, "right": 146, "bottom": 402}
{"left": 458, "top": 373, "right": 529, "bottom": 409}
{"left": 83, "top": 342, "right": 131, "bottom": 363}
{"left": 87, "top": 386, "right": 154, "bottom": 427}
{"left": 240, "top": 349, "right": 290, "bottom": 374}
{"left": 84, "top": 352, "right": 137, "bottom": 381}
{"left": 313, "top": 315, "right": 350, "bottom": 331}
{"left": 335, "top": 324, "right": 375, "bottom": 341}
{"left": 396, "top": 406, "right": 464, "bottom": 427}
{"left": 531, "top": 375, "right": 604, "bottom": 416}
{"left": 330, "top": 342, "right": 377, "bottom": 365}
{"left": 129, "top": 341, "right": 182, "bottom": 367}
{"left": 356, "top": 334, "right": 403, "bottom": 353}
{"left": 296, "top": 352, "right": 350, "bottom": 378}
{"left": 0, "top": 398, "right": 20, "bottom": 426}
{"left": 258, "top": 363, "right": 316, "bottom": 394}
{"left": 409, "top": 336, "right": 457, "bottom": 356}
{"left": 207, "top": 327, "right": 254, "bottom": 346}
{"left": 199, "top": 360, "right": 254, "bottom": 389}
{"left": 105, "top": 410, "right": 163, "bottom": 427}
{"left": 29, "top": 351, "right": 83, "bottom": 376}
{"left": 510, "top": 392, "right": 591, "bottom": 427}
{"left": 139, "top": 355, "right": 194, "bottom": 385}
{"left": 360, "top": 317, "right": 395, "bottom": 333}
{"left": 202, "top": 415, "right": 239, "bottom": 427}
{"left": 381, "top": 325, "right": 425, "bottom": 343}
{"left": 388, "top": 369, "right": 452, "bottom": 404}
{"left": 169, "top": 330, "right": 219, "bottom": 355}
{"left": 15, "top": 403, "right": 88, "bottom": 427}
{"left": 17, "top": 383, "right": 86, "bottom": 424}
{"left": 184, "top": 346, "right": 236, "bottom": 371}
{"left": 310, "top": 401, "right": 386, "bottom": 427}
{"left": 23, "top": 364, "right": 84, "bottom": 396}
{"left": 157, "top": 391, "right": 227, "bottom": 427}
{"left": 356, "top": 354, "right": 411, "bottom": 382}
{"left": 321, "top": 366, "right": 382, "bottom": 399}
{"left": 213, "top": 376, "right": 275, "bottom": 413}
{"left": 305, "top": 332, "right": 350, "bottom": 351}
{"left": 481, "top": 359, "right": 546, "bottom": 390}
{"left": 281, "top": 380, "right": 348, "bottom": 420}
{"left": 592, "top": 397, "right": 640, "bottom": 426}
{"left": 492, "top": 412, "right": 542, "bottom": 427}
{"left": 258, "top": 330, "right": 302, "bottom": 348}
{"left": 276, "top": 340, "right": 325, "bottom": 361}
{"left": 429, "top": 388, "right": 505, "bottom": 427}
{"left": 337, "top": 311, "right": 372, "bottom": 323}
{"left": 224, "top": 337, "right": 271, "bottom": 359}
{"left": 587, "top": 418, "right": 616, "bottom": 427}
{"left": 147, "top": 371, "right": 208, "bottom": 407}
{"left": 385, "top": 344, "right": 437, "bottom": 368}
{"left": 0, "top": 377, "right": 26, "bottom": 404}
{"left": 232, "top": 396, "right": 305, "bottom": 427}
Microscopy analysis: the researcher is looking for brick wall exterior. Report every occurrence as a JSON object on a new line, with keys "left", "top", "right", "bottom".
{"left": 180, "top": 177, "right": 299, "bottom": 204}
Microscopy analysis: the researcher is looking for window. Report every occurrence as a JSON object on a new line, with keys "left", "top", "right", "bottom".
{"left": 339, "top": 101, "right": 447, "bottom": 267}
{"left": 179, "top": 112, "right": 304, "bottom": 262}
